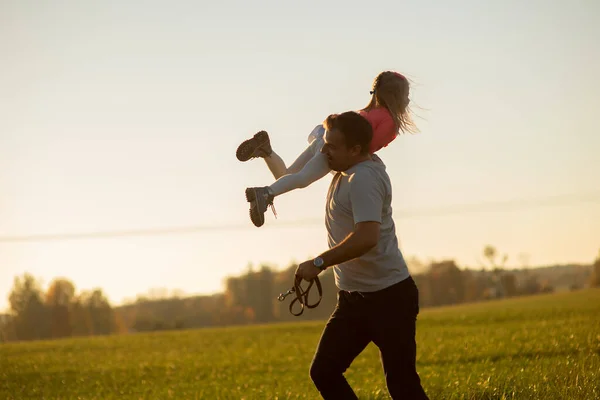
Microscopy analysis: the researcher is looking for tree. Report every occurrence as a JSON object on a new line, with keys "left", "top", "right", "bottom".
{"left": 0, "top": 315, "right": 17, "bottom": 342}
{"left": 483, "top": 245, "right": 497, "bottom": 268}
{"left": 428, "top": 260, "right": 465, "bottom": 305}
{"left": 45, "top": 278, "right": 76, "bottom": 338}
{"left": 500, "top": 273, "right": 518, "bottom": 297}
{"left": 82, "top": 289, "right": 116, "bottom": 335}
{"left": 70, "top": 295, "right": 93, "bottom": 336}
{"left": 8, "top": 273, "right": 50, "bottom": 340}
{"left": 481, "top": 245, "right": 509, "bottom": 298}
{"left": 482, "top": 245, "right": 508, "bottom": 271}
{"left": 589, "top": 248, "right": 600, "bottom": 288}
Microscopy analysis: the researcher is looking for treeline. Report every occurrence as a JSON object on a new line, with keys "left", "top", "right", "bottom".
{"left": 2, "top": 248, "right": 598, "bottom": 343}
{"left": 0, "top": 275, "right": 126, "bottom": 342}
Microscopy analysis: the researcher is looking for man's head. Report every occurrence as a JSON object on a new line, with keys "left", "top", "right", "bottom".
{"left": 321, "top": 111, "right": 373, "bottom": 172}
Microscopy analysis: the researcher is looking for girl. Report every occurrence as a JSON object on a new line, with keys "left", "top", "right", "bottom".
{"left": 236, "top": 71, "right": 417, "bottom": 227}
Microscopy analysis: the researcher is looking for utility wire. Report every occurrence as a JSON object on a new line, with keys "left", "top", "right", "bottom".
{"left": 0, "top": 191, "right": 599, "bottom": 243}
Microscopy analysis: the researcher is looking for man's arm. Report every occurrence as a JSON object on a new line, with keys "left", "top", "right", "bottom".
{"left": 294, "top": 221, "right": 380, "bottom": 282}
{"left": 295, "top": 168, "right": 385, "bottom": 282}
{"left": 318, "top": 222, "right": 380, "bottom": 269}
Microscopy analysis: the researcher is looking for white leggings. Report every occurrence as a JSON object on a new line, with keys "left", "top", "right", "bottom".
{"left": 265, "top": 127, "right": 331, "bottom": 197}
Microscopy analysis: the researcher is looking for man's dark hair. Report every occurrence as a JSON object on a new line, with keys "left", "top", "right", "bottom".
{"left": 323, "top": 111, "right": 373, "bottom": 155}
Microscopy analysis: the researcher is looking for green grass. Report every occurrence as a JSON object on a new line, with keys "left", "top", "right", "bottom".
{"left": 2, "top": 289, "right": 599, "bottom": 399}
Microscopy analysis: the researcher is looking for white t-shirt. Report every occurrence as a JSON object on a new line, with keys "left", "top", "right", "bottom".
{"left": 325, "top": 154, "right": 410, "bottom": 292}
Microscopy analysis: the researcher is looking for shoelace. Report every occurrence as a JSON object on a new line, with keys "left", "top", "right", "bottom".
{"left": 258, "top": 190, "right": 277, "bottom": 219}
{"left": 267, "top": 198, "right": 277, "bottom": 219}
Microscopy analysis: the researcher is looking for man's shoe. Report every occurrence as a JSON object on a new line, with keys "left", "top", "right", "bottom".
{"left": 245, "top": 187, "right": 276, "bottom": 227}
{"left": 236, "top": 131, "right": 272, "bottom": 162}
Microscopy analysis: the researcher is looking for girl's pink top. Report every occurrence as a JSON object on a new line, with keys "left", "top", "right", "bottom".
{"left": 359, "top": 107, "right": 398, "bottom": 153}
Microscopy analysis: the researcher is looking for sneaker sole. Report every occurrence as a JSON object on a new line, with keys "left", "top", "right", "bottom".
{"left": 245, "top": 188, "right": 264, "bottom": 227}
{"left": 245, "top": 188, "right": 256, "bottom": 202}
{"left": 236, "top": 132, "right": 269, "bottom": 162}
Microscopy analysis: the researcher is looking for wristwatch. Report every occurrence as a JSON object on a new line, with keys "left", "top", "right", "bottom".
{"left": 313, "top": 256, "right": 326, "bottom": 271}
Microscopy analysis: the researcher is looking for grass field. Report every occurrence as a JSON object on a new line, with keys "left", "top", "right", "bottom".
{"left": 2, "top": 289, "right": 599, "bottom": 399}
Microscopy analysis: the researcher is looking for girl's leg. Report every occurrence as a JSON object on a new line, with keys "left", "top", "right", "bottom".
{"left": 263, "top": 124, "right": 325, "bottom": 180}
{"left": 244, "top": 125, "right": 330, "bottom": 227}
{"left": 263, "top": 151, "right": 288, "bottom": 180}
{"left": 268, "top": 148, "right": 330, "bottom": 197}
{"left": 245, "top": 139, "right": 330, "bottom": 228}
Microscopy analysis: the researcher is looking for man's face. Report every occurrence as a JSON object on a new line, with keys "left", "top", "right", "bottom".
{"left": 321, "top": 128, "right": 360, "bottom": 172}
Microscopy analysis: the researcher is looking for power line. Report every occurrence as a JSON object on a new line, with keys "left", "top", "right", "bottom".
{"left": 0, "top": 191, "right": 599, "bottom": 244}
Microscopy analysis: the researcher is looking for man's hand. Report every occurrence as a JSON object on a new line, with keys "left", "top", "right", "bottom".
{"left": 293, "top": 222, "right": 380, "bottom": 285}
{"left": 295, "top": 260, "right": 322, "bottom": 284}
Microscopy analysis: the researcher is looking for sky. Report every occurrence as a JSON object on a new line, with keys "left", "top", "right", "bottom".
{"left": 1, "top": 0, "right": 599, "bottom": 312}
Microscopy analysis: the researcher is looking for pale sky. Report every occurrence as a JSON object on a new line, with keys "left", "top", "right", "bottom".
{"left": 1, "top": 0, "right": 599, "bottom": 312}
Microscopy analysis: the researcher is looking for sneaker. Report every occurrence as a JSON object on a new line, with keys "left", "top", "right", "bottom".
{"left": 245, "top": 187, "right": 276, "bottom": 227}
{"left": 236, "top": 131, "right": 272, "bottom": 162}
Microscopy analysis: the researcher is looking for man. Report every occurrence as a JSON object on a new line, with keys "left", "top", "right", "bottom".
{"left": 294, "top": 111, "right": 429, "bottom": 399}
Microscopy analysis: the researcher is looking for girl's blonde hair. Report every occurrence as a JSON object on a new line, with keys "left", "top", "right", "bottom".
{"left": 361, "top": 71, "right": 418, "bottom": 134}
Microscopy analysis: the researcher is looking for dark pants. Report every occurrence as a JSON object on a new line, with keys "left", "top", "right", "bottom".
{"left": 309, "top": 276, "right": 429, "bottom": 400}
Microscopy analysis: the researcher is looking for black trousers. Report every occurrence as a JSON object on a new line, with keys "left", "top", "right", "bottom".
{"left": 309, "top": 276, "right": 429, "bottom": 400}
